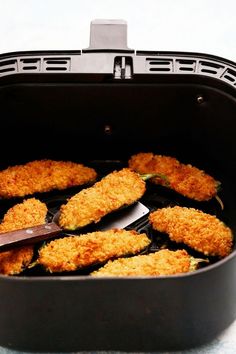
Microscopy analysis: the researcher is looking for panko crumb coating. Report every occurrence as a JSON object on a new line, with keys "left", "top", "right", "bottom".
{"left": 128, "top": 152, "right": 218, "bottom": 201}
{"left": 149, "top": 206, "right": 233, "bottom": 257}
{"left": 0, "top": 198, "right": 48, "bottom": 275}
{"left": 59, "top": 168, "right": 146, "bottom": 230}
{"left": 37, "top": 229, "right": 151, "bottom": 273}
{"left": 91, "top": 249, "right": 192, "bottom": 277}
{"left": 0, "top": 160, "right": 97, "bottom": 198}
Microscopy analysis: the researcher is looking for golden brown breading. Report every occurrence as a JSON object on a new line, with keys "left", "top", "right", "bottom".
{"left": 0, "top": 160, "right": 97, "bottom": 198}
{"left": 128, "top": 152, "right": 218, "bottom": 201}
{"left": 0, "top": 198, "right": 48, "bottom": 275}
{"left": 149, "top": 206, "right": 233, "bottom": 257}
{"left": 91, "top": 249, "right": 192, "bottom": 277}
{"left": 37, "top": 229, "right": 151, "bottom": 273}
{"left": 0, "top": 198, "right": 48, "bottom": 233}
{"left": 59, "top": 168, "right": 146, "bottom": 230}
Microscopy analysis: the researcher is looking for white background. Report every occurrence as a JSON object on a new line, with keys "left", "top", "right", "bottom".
{"left": 0, "top": 1, "right": 236, "bottom": 353}
{"left": 0, "top": 0, "right": 235, "bottom": 62}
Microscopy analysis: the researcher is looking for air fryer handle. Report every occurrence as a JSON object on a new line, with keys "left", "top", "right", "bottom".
{"left": 85, "top": 19, "right": 132, "bottom": 51}
{"left": 0, "top": 222, "right": 62, "bottom": 251}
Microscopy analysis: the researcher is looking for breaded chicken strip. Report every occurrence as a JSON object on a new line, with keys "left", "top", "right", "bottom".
{"left": 0, "top": 198, "right": 47, "bottom": 275}
{"left": 0, "top": 160, "right": 97, "bottom": 198}
{"left": 59, "top": 168, "right": 146, "bottom": 230}
{"left": 37, "top": 229, "right": 150, "bottom": 273}
{"left": 91, "top": 249, "right": 196, "bottom": 277}
{"left": 149, "top": 206, "right": 233, "bottom": 257}
{"left": 129, "top": 152, "right": 218, "bottom": 201}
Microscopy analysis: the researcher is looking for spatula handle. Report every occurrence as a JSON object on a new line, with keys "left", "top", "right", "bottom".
{"left": 0, "top": 222, "right": 62, "bottom": 251}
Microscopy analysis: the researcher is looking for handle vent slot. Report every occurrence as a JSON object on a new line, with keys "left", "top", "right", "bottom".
{"left": 147, "top": 58, "right": 173, "bottom": 72}
{"left": 19, "top": 58, "right": 41, "bottom": 72}
{"left": 199, "top": 60, "right": 224, "bottom": 76}
{"left": 176, "top": 59, "right": 196, "bottom": 72}
{"left": 0, "top": 59, "right": 17, "bottom": 74}
{"left": 43, "top": 57, "right": 71, "bottom": 72}
{"left": 145, "top": 56, "right": 236, "bottom": 86}
{"left": 222, "top": 69, "right": 236, "bottom": 85}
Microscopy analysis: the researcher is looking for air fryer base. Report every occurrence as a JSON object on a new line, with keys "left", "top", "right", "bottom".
{"left": 1, "top": 256, "right": 236, "bottom": 353}
{"left": 0, "top": 20, "right": 236, "bottom": 352}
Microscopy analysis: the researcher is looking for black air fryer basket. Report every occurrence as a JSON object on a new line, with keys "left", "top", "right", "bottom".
{"left": 0, "top": 20, "right": 236, "bottom": 352}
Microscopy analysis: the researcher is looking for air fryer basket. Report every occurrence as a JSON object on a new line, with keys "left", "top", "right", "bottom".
{"left": 0, "top": 20, "right": 236, "bottom": 352}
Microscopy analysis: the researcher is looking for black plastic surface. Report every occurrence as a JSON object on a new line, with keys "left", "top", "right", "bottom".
{"left": 1, "top": 260, "right": 236, "bottom": 352}
{"left": 0, "top": 54, "right": 236, "bottom": 352}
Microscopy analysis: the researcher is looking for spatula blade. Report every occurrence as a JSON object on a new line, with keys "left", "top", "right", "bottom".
{"left": 99, "top": 202, "right": 149, "bottom": 231}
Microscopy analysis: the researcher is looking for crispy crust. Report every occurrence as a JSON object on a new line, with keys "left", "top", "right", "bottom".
{"left": 128, "top": 152, "right": 217, "bottom": 201}
{"left": 0, "top": 160, "right": 97, "bottom": 198}
{"left": 91, "top": 249, "right": 191, "bottom": 277}
{"left": 0, "top": 198, "right": 47, "bottom": 275}
{"left": 37, "top": 229, "right": 151, "bottom": 273}
{"left": 149, "top": 206, "right": 233, "bottom": 257}
{"left": 59, "top": 168, "right": 146, "bottom": 230}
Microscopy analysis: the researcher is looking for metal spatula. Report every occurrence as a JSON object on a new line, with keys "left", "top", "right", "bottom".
{"left": 0, "top": 202, "right": 149, "bottom": 251}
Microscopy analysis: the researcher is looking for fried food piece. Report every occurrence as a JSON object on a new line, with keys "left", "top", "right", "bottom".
{"left": 0, "top": 198, "right": 47, "bottom": 275}
{"left": 59, "top": 168, "right": 146, "bottom": 230}
{"left": 0, "top": 160, "right": 97, "bottom": 198}
{"left": 91, "top": 249, "right": 195, "bottom": 277}
{"left": 149, "top": 206, "right": 233, "bottom": 257}
{"left": 129, "top": 152, "right": 218, "bottom": 201}
{"left": 37, "top": 229, "right": 150, "bottom": 273}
